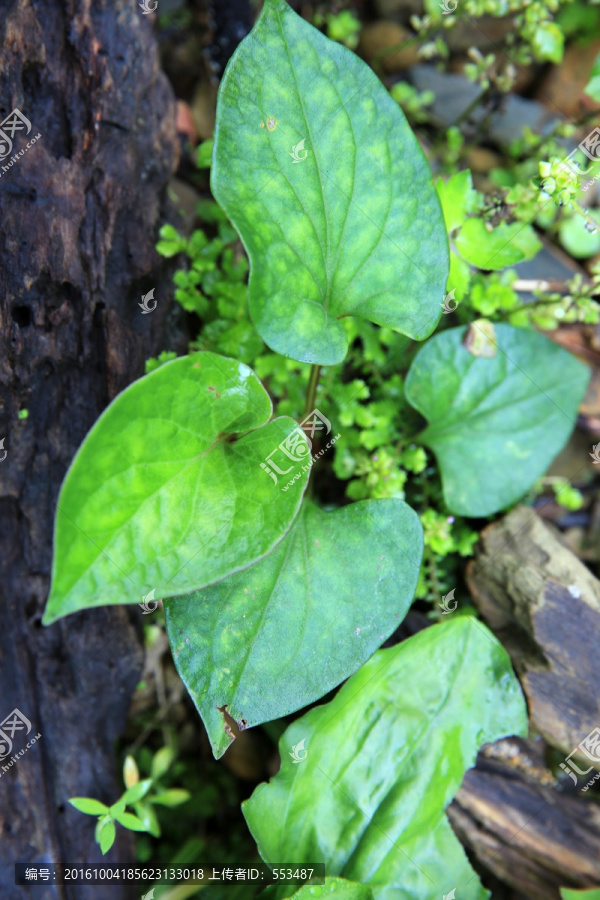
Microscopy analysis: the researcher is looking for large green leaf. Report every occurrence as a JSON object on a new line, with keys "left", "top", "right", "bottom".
{"left": 211, "top": 0, "right": 449, "bottom": 366}
{"left": 404, "top": 324, "right": 590, "bottom": 517}
{"left": 290, "top": 879, "right": 374, "bottom": 900}
{"left": 43, "top": 352, "right": 309, "bottom": 624}
{"left": 243, "top": 617, "right": 528, "bottom": 900}
{"left": 165, "top": 499, "right": 423, "bottom": 758}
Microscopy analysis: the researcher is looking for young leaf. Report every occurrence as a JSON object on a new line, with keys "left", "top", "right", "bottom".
{"left": 99, "top": 819, "right": 116, "bottom": 855}
{"left": 212, "top": 0, "right": 448, "bottom": 365}
{"left": 151, "top": 745, "right": 174, "bottom": 781}
{"left": 290, "top": 879, "right": 374, "bottom": 900}
{"left": 455, "top": 218, "right": 541, "bottom": 270}
{"left": 405, "top": 325, "right": 590, "bottom": 517}
{"left": 69, "top": 797, "right": 109, "bottom": 816}
{"left": 243, "top": 618, "right": 528, "bottom": 900}
{"left": 165, "top": 499, "right": 423, "bottom": 757}
{"left": 122, "top": 779, "right": 153, "bottom": 805}
{"left": 43, "top": 352, "right": 309, "bottom": 624}
{"left": 111, "top": 810, "right": 149, "bottom": 832}
{"left": 150, "top": 788, "right": 191, "bottom": 807}
{"left": 134, "top": 801, "right": 161, "bottom": 838}
{"left": 436, "top": 171, "right": 480, "bottom": 234}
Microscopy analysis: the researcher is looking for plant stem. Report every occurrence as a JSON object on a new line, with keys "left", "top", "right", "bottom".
{"left": 305, "top": 364, "right": 321, "bottom": 417}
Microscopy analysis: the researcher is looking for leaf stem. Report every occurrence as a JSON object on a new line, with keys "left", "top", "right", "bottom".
{"left": 305, "top": 364, "right": 321, "bottom": 417}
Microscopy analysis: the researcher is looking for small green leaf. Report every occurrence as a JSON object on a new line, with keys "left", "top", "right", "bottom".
{"left": 243, "top": 618, "right": 528, "bottom": 900}
{"left": 290, "top": 879, "right": 374, "bottom": 900}
{"left": 455, "top": 218, "right": 541, "bottom": 270}
{"left": 531, "top": 22, "right": 564, "bottom": 64}
{"left": 165, "top": 499, "right": 422, "bottom": 757}
{"left": 43, "top": 352, "right": 309, "bottom": 623}
{"left": 135, "top": 801, "right": 161, "bottom": 838}
{"left": 212, "top": 0, "right": 448, "bottom": 365}
{"left": 561, "top": 890, "right": 600, "bottom": 900}
{"left": 99, "top": 819, "right": 116, "bottom": 855}
{"left": 150, "top": 789, "right": 191, "bottom": 807}
{"left": 405, "top": 325, "right": 590, "bottom": 517}
{"left": 197, "top": 138, "right": 214, "bottom": 168}
{"left": 436, "top": 171, "right": 480, "bottom": 234}
{"left": 122, "top": 779, "right": 153, "bottom": 805}
{"left": 559, "top": 212, "right": 600, "bottom": 259}
{"left": 112, "top": 810, "right": 149, "bottom": 832}
{"left": 69, "top": 797, "right": 109, "bottom": 816}
{"left": 584, "top": 52, "right": 600, "bottom": 102}
{"left": 109, "top": 798, "right": 126, "bottom": 818}
{"left": 151, "top": 746, "right": 174, "bottom": 780}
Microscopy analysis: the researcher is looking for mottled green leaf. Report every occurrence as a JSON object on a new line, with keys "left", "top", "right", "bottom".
{"left": 243, "top": 618, "right": 528, "bottom": 900}
{"left": 212, "top": 0, "right": 448, "bottom": 365}
{"left": 165, "top": 499, "right": 422, "bottom": 758}
{"left": 405, "top": 325, "right": 590, "bottom": 517}
{"left": 44, "top": 352, "right": 309, "bottom": 624}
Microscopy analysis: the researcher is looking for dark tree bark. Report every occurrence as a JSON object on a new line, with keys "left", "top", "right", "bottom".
{"left": 0, "top": 1, "right": 179, "bottom": 897}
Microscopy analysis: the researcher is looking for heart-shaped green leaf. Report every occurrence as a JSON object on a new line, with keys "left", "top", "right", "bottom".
{"left": 43, "top": 352, "right": 310, "bottom": 624}
{"left": 405, "top": 324, "right": 590, "bottom": 517}
{"left": 165, "top": 499, "right": 422, "bottom": 758}
{"left": 211, "top": 0, "right": 449, "bottom": 365}
{"left": 243, "top": 617, "right": 528, "bottom": 900}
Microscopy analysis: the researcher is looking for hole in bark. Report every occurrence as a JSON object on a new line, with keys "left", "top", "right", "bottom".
{"left": 12, "top": 305, "right": 32, "bottom": 327}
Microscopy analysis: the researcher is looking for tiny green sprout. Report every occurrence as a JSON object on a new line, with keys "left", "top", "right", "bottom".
{"left": 18, "top": 409, "right": 29, "bottom": 420}
{"left": 68, "top": 746, "right": 190, "bottom": 854}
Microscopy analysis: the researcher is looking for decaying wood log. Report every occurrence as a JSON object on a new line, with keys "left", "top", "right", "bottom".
{"left": 446, "top": 507, "right": 600, "bottom": 899}
{"left": 466, "top": 505, "right": 600, "bottom": 756}
{"left": 0, "top": 1, "right": 179, "bottom": 897}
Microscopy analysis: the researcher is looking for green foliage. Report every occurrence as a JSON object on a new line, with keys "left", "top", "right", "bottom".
{"left": 43, "top": 353, "right": 309, "bottom": 623}
{"left": 405, "top": 324, "right": 589, "bottom": 517}
{"left": 47, "top": 3, "right": 592, "bottom": 894}
{"left": 69, "top": 749, "right": 190, "bottom": 854}
{"left": 211, "top": 0, "right": 449, "bottom": 364}
{"left": 165, "top": 499, "right": 422, "bottom": 757}
{"left": 243, "top": 618, "right": 528, "bottom": 900}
